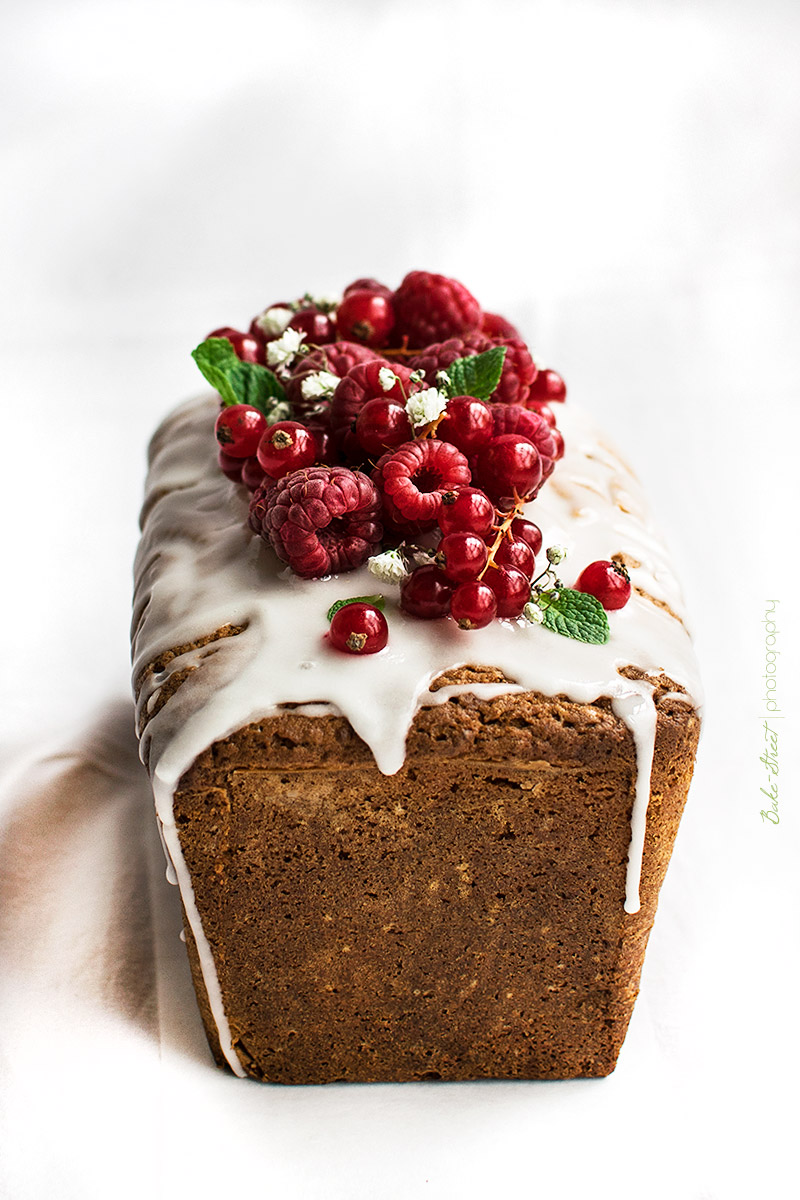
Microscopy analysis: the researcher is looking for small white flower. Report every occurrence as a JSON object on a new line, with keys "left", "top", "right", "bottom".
{"left": 523, "top": 601, "right": 544, "bottom": 625}
{"left": 300, "top": 370, "right": 340, "bottom": 400}
{"left": 546, "top": 545, "right": 567, "bottom": 565}
{"left": 435, "top": 370, "right": 452, "bottom": 389}
{"left": 405, "top": 387, "right": 448, "bottom": 430}
{"left": 266, "top": 326, "right": 306, "bottom": 370}
{"left": 379, "top": 367, "right": 399, "bottom": 392}
{"left": 253, "top": 306, "right": 294, "bottom": 338}
{"left": 265, "top": 401, "right": 292, "bottom": 426}
{"left": 367, "top": 549, "right": 408, "bottom": 584}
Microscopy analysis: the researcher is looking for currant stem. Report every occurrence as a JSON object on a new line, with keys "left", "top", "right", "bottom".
{"left": 479, "top": 493, "right": 528, "bottom": 579}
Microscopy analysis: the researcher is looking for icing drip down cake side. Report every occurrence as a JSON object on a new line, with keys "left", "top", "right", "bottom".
{"left": 132, "top": 273, "right": 701, "bottom": 1082}
{"left": 132, "top": 397, "right": 701, "bottom": 1083}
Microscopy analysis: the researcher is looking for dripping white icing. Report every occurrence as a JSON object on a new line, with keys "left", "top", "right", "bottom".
{"left": 132, "top": 394, "right": 702, "bottom": 1074}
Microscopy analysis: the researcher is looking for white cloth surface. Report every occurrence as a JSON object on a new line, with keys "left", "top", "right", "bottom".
{"left": 1, "top": 1, "right": 799, "bottom": 1196}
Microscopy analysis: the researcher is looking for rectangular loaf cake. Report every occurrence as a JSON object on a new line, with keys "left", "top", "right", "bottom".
{"left": 132, "top": 387, "right": 701, "bottom": 1084}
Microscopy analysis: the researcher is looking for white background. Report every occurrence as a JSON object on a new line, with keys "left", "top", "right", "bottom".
{"left": 1, "top": 1, "right": 798, "bottom": 1197}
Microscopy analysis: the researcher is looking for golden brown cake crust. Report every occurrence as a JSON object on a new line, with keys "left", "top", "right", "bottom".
{"left": 164, "top": 675, "right": 699, "bottom": 1083}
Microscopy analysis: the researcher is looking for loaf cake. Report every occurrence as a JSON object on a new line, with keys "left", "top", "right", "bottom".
{"left": 132, "top": 273, "right": 702, "bottom": 1083}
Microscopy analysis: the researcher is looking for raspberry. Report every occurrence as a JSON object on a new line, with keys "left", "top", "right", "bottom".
{"left": 374, "top": 439, "right": 471, "bottom": 523}
{"left": 392, "top": 271, "right": 482, "bottom": 348}
{"left": 249, "top": 466, "right": 383, "bottom": 578}
{"left": 481, "top": 311, "right": 521, "bottom": 340}
{"left": 409, "top": 332, "right": 535, "bottom": 407}
{"left": 490, "top": 405, "right": 560, "bottom": 485}
{"left": 330, "top": 360, "right": 416, "bottom": 464}
{"left": 285, "top": 341, "right": 380, "bottom": 419}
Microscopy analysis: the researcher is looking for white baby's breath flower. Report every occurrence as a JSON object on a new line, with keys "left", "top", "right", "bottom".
{"left": 405, "top": 387, "right": 448, "bottom": 430}
{"left": 523, "top": 601, "right": 544, "bottom": 625}
{"left": 264, "top": 401, "right": 292, "bottom": 426}
{"left": 266, "top": 326, "right": 306, "bottom": 370}
{"left": 253, "top": 306, "right": 294, "bottom": 338}
{"left": 300, "top": 370, "right": 340, "bottom": 400}
{"left": 367, "top": 549, "right": 408, "bottom": 584}
{"left": 378, "top": 367, "right": 399, "bottom": 392}
{"left": 546, "top": 545, "right": 567, "bottom": 565}
{"left": 435, "top": 369, "right": 452, "bottom": 389}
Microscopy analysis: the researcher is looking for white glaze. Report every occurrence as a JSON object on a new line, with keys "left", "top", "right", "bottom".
{"left": 132, "top": 394, "right": 702, "bottom": 1074}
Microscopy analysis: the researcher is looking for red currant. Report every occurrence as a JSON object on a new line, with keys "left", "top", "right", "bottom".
{"left": 482, "top": 565, "right": 531, "bottom": 617}
{"left": 207, "top": 327, "right": 262, "bottom": 364}
{"left": 437, "top": 487, "right": 495, "bottom": 537}
{"left": 329, "top": 603, "right": 389, "bottom": 654}
{"left": 288, "top": 308, "right": 336, "bottom": 345}
{"left": 307, "top": 420, "right": 339, "bottom": 466}
{"left": 526, "top": 400, "right": 556, "bottom": 426}
{"left": 437, "top": 532, "right": 489, "bottom": 582}
{"left": 493, "top": 537, "right": 535, "bottom": 578}
{"left": 343, "top": 277, "right": 393, "bottom": 300}
{"left": 355, "top": 398, "right": 412, "bottom": 456}
{"left": 474, "top": 434, "right": 542, "bottom": 503}
{"left": 436, "top": 396, "right": 493, "bottom": 454}
{"left": 450, "top": 581, "right": 497, "bottom": 629}
{"left": 550, "top": 427, "right": 565, "bottom": 460}
{"left": 528, "top": 368, "right": 566, "bottom": 404}
{"left": 336, "top": 290, "right": 396, "bottom": 348}
{"left": 400, "top": 565, "right": 454, "bottom": 619}
{"left": 256, "top": 421, "right": 318, "bottom": 479}
{"left": 214, "top": 404, "right": 267, "bottom": 458}
{"left": 509, "top": 517, "right": 543, "bottom": 557}
{"left": 217, "top": 449, "right": 243, "bottom": 482}
{"left": 574, "top": 560, "right": 632, "bottom": 610}
{"left": 241, "top": 455, "right": 266, "bottom": 491}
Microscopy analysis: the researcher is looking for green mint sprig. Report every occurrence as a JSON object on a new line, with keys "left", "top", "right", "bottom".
{"left": 192, "top": 338, "right": 288, "bottom": 419}
{"left": 523, "top": 547, "right": 610, "bottom": 645}
{"left": 439, "top": 345, "right": 507, "bottom": 402}
{"left": 326, "top": 594, "right": 386, "bottom": 622}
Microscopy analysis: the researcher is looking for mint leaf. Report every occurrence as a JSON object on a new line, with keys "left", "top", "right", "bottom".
{"left": 327, "top": 594, "right": 386, "bottom": 622}
{"left": 443, "top": 346, "right": 507, "bottom": 402}
{"left": 192, "top": 338, "right": 287, "bottom": 416}
{"left": 540, "top": 587, "right": 610, "bottom": 644}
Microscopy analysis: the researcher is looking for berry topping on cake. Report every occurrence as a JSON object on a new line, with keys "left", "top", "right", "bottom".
{"left": 336, "top": 289, "right": 396, "bottom": 348}
{"left": 214, "top": 405, "right": 267, "bottom": 458}
{"left": 392, "top": 271, "right": 482, "bottom": 347}
{"left": 249, "top": 466, "right": 383, "bottom": 579}
{"left": 191, "top": 272, "right": 639, "bottom": 647}
{"left": 328, "top": 601, "right": 389, "bottom": 654}
{"left": 375, "top": 439, "right": 471, "bottom": 523}
{"left": 409, "top": 332, "right": 535, "bottom": 407}
{"left": 574, "top": 559, "right": 632, "bottom": 610}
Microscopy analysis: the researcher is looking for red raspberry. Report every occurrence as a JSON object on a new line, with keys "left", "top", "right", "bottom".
{"left": 409, "top": 332, "right": 536, "bottom": 407}
{"left": 330, "top": 360, "right": 416, "bottom": 464}
{"left": 374, "top": 439, "right": 471, "bottom": 524}
{"left": 249, "top": 466, "right": 383, "bottom": 578}
{"left": 490, "top": 405, "right": 561, "bottom": 485}
{"left": 481, "top": 311, "right": 521, "bottom": 340}
{"left": 285, "top": 342, "right": 380, "bottom": 419}
{"left": 392, "top": 271, "right": 482, "bottom": 348}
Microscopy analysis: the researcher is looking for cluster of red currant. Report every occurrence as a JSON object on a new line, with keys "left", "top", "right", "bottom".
{"left": 195, "top": 271, "right": 630, "bottom": 654}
